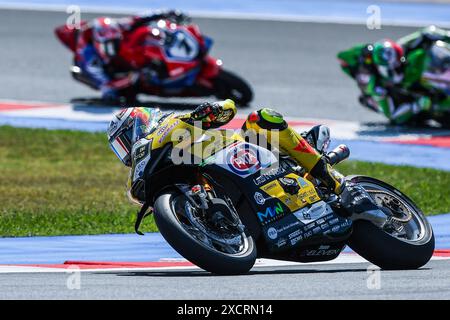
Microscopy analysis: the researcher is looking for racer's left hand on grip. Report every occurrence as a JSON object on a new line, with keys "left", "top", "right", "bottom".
{"left": 190, "top": 99, "right": 236, "bottom": 128}
{"left": 191, "top": 102, "right": 223, "bottom": 122}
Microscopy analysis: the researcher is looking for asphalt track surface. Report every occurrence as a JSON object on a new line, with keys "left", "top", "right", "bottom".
{"left": 0, "top": 9, "right": 420, "bottom": 122}
{"left": 2, "top": 260, "right": 450, "bottom": 299}
{"left": 1, "top": 9, "right": 449, "bottom": 300}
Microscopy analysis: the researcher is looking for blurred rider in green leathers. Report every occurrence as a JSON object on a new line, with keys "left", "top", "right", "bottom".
{"left": 338, "top": 26, "right": 450, "bottom": 125}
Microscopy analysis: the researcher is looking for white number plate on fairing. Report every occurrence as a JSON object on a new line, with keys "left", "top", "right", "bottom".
{"left": 293, "top": 201, "right": 333, "bottom": 224}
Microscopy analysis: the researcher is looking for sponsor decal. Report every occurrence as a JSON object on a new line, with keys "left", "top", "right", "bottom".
{"left": 266, "top": 220, "right": 303, "bottom": 245}
{"left": 133, "top": 155, "right": 150, "bottom": 181}
{"left": 316, "top": 218, "right": 326, "bottom": 225}
{"left": 305, "top": 223, "right": 316, "bottom": 231}
{"left": 254, "top": 192, "right": 266, "bottom": 205}
{"left": 320, "top": 222, "right": 330, "bottom": 230}
{"left": 301, "top": 246, "right": 341, "bottom": 257}
{"left": 302, "top": 211, "right": 312, "bottom": 220}
{"left": 132, "top": 139, "right": 151, "bottom": 181}
{"left": 134, "top": 142, "right": 150, "bottom": 162}
{"left": 290, "top": 235, "right": 303, "bottom": 246}
{"left": 257, "top": 202, "right": 284, "bottom": 223}
{"left": 268, "top": 221, "right": 302, "bottom": 243}
{"left": 253, "top": 166, "right": 286, "bottom": 186}
{"left": 288, "top": 229, "right": 302, "bottom": 240}
{"left": 156, "top": 123, "right": 169, "bottom": 136}
{"left": 297, "top": 177, "right": 309, "bottom": 188}
{"left": 293, "top": 201, "right": 332, "bottom": 224}
{"left": 277, "top": 221, "right": 300, "bottom": 233}
{"left": 284, "top": 198, "right": 294, "bottom": 206}
{"left": 329, "top": 218, "right": 339, "bottom": 225}
{"left": 313, "top": 226, "right": 322, "bottom": 234}
{"left": 108, "top": 120, "right": 118, "bottom": 135}
{"left": 227, "top": 145, "right": 261, "bottom": 175}
{"left": 332, "top": 225, "right": 341, "bottom": 232}
{"left": 261, "top": 181, "right": 278, "bottom": 191}
{"left": 276, "top": 238, "right": 287, "bottom": 248}
{"left": 297, "top": 188, "right": 320, "bottom": 203}
{"left": 340, "top": 220, "right": 351, "bottom": 228}
{"left": 157, "top": 120, "right": 180, "bottom": 144}
{"left": 213, "top": 142, "right": 277, "bottom": 178}
{"left": 267, "top": 227, "right": 278, "bottom": 240}
{"left": 304, "top": 230, "right": 313, "bottom": 239}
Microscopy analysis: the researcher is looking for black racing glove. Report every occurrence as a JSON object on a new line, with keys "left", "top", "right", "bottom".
{"left": 190, "top": 102, "right": 224, "bottom": 128}
{"left": 180, "top": 100, "right": 236, "bottom": 129}
{"left": 191, "top": 102, "right": 222, "bottom": 121}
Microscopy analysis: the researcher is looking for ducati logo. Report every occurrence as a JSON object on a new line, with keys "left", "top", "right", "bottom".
{"left": 254, "top": 192, "right": 266, "bottom": 205}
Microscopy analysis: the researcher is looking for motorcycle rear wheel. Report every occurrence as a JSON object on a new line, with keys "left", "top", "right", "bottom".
{"left": 154, "top": 190, "right": 257, "bottom": 275}
{"left": 347, "top": 176, "right": 435, "bottom": 270}
{"left": 213, "top": 69, "right": 253, "bottom": 106}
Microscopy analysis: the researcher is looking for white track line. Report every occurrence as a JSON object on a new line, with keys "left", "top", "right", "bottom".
{"left": 1, "top": 255, "right": 448, "bottom": 274}
{"left": 1, "top": 2, "right": 450, "bottom": 28}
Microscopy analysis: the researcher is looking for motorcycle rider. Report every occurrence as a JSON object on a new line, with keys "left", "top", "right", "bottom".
{"left": 107, "top": 100, "right": 378, "bottom": 218}
{"left": 338, "top": 26, "right": 450, "bottom": 124}
{"left": 75, "top": 10, "right": 188, "bottom": 101}
{"left": 399, "top": 25, "right": 450, "bottom": 55}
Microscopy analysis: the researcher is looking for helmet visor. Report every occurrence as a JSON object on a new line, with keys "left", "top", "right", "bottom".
{"left": 132, "top": 108, "right": 164, "bottom": 142}
{"left": 110, "top": 128, "right": 133, "bottom": 166}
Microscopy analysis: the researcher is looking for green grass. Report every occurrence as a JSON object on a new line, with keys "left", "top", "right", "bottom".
{"left": 0, "top": 126, "right": 449, "bottom": 237}
{"left": 0, "top": 126, "right": 157, "bottom": 237}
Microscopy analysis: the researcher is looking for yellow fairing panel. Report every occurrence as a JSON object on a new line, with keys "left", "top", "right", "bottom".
{"left": 261, "top": 173, "right": 321, "bottom": 212}
{"left": 147, "top": 115, "right": 244, "bottom": 161}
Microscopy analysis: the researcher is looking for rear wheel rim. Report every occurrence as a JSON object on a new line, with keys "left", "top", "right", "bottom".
{"left": 358, "top": 182, "right": 429, "bottom": 244}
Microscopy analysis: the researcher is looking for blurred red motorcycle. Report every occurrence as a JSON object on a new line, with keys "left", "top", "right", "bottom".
{"left": 55, "top": 17, "right": 253, "bottom": 105}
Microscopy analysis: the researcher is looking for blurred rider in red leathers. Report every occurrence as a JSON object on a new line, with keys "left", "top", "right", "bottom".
{"left": 74, "top": 10, "right": 188, "bottom": 101}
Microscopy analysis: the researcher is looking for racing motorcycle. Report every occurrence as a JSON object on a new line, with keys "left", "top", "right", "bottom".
{"left": 132, "top": 111, "right": 434, "bottom": 274}
{"left": 54, "top": 18, "right": 253, "bottom": 105}
{"left": 354, "top": 40, "right": 450, "bottom": 127}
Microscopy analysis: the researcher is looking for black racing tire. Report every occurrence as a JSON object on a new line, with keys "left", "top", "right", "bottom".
{"left": 347, "top": 176, "right": 435, "bottom": 270}
{"left": 214, "top": 69, "right": 253, "bottom": 106}
{"left": 153, "top": 190, "right": 257, "bottom": 275}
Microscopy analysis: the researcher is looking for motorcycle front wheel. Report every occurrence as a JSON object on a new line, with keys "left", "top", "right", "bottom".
{"left": 347, "top": 176, "right": 435, "bottom": 270}
{"left": 153, "top": 189, "right": 257, "bottom": 275}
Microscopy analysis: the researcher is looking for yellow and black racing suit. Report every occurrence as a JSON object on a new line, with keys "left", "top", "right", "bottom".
{"left": 127, "top": 100, "right": 344, "bottom": 205}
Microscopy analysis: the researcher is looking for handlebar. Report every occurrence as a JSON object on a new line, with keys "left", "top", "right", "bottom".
{"left": 327, "top": 144, "right": 350, "bottom": 166}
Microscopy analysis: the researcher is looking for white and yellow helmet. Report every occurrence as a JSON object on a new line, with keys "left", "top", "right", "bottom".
{"left": 107, "top": 107, "right": 164, "bottom": 166}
